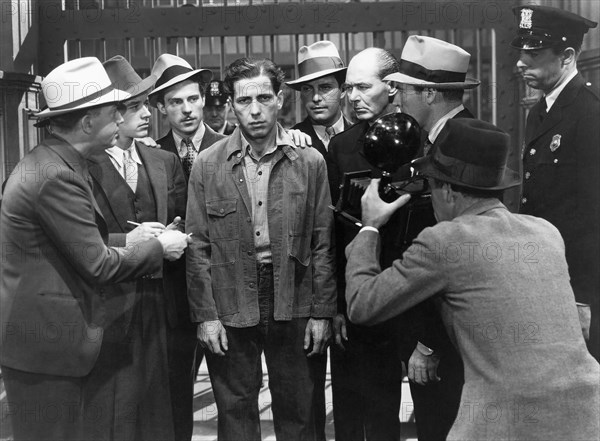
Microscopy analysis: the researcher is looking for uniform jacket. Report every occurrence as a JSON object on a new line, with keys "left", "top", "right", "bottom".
{"left": 346, "top": 199, "right": 600, "bottom": 440}
{"left": 186, "top": 125, "right": 337, "bottom": 327}
{"left": 521, "top": 73, "right": 600, "bottom": 308}
{"left": 0, "top": 136, "right": 162, "bottom": 377}
{"left": 292, "top": 116, "right": 352, "bottom": 158}
{"left": 157, "top": 123, "right": 227, "bottom": 180}
{"left": 88, "top": 142, "right": 188, "bottom": 329}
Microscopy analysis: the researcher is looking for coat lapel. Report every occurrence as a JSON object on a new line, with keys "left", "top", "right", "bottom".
{"left": 136, "top": 142, "right": 168, "bottom": 225}
{"left": 88, "top": 154, "right": 131, "bottom": 232}
{"left": 527, "top": 74, "right": 584, "bottom": 145}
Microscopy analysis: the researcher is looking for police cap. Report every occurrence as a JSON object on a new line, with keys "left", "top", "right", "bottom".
{"left": 205, "top": 80, "right": 230, "bottom": 107}
{"left": 511, "top": 5, "right": 597, "bottom": 50}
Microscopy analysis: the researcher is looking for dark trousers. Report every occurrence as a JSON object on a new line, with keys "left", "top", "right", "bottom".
{"left": 206, "top": 263, "right": 323, "bottom": 441}
{"left": 1, "top": 365, "right": 84, "bottom": 441}
{"left": 409, "top": 347, "right": 464, "bottom": 441}
{"left": 330, "top": 321, "right": 402, "bottom": 441}
{"left": 83, "top": 278, "right": 174, "bottom": 441}
{"left": 167, "top": 324, "right": 198, "bottom": 441}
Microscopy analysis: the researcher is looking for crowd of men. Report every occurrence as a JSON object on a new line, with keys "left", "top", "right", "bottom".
{"left": 0, "top": 5, "right": 599, "bottom": 441}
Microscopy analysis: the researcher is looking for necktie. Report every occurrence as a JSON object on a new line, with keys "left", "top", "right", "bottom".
{"left": 183, "top": 138, "right": 196, "bottom": 176}
{"left": 123, "top": 147, "right": 138, "bottom": 193}
{"left": 538, "top": 96, "right": 548, "bottom": 122}
{"left": 324, "top": 126, "right": 335, "bottom": 149}
{"left": 423, "top": 138, "right": 434, "bottom": 156}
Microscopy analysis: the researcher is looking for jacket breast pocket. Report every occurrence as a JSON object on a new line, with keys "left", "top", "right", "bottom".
{"left": 206, "top": 198, "right": 238, "bottom": 240}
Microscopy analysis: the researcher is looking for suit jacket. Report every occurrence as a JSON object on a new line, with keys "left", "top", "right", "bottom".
{"left": 157, "top": 123, "right": 227, "bottom": 180}
{"left": 292, "top": 117, "right": 352, "bottom": 158}
{"left": 88, "top": 142, "right": 188, "bottom": 329}
{"left": 346, "top": 199, "right": 600, "bottom": 440}
{"left": 521, "top": 73, "right": 600, "bottom": 308}
{"left": 0, "top": 136, "right": 162, "bottom": 377}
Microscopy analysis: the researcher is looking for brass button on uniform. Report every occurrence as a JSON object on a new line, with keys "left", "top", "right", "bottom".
{"left": 522, "top": 197, "right": 527, "bottom": 204}
{"left": 525, "top": 172, "right": 531, "bottom": 179}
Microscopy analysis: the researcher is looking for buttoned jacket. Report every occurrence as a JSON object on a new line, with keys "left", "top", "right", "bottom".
{"left": 186, "top": 124, "right": 337, "bottom": 327}
{"left": 0, "top": 136, "right": 162, "bottom": 376}
{"left": 521, "top": 73, "right": 600, "bottom": 306}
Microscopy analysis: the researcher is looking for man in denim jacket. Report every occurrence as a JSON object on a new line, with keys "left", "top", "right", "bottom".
{"left": 186, "top": 57, "right": 337, "bottom": 441}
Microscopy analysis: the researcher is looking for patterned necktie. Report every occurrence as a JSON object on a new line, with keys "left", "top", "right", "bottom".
{"left": 123, "top": 147, "right": 137, "bottom": 192}
{"left": 423, "top": 138, "right": 434, "bottom": 156}
{"left": 324, "top": 126, "right": 335, "bottom": 149}
{"left": 182, "top": 138, "right": 196, "bottom": 176}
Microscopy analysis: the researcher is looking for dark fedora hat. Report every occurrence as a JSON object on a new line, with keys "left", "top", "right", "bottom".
{"left": 413, "top": 119, "right": 520, "bottom": 191}
{"left": 103, "top": 55, "right": 156, "bottom": 99}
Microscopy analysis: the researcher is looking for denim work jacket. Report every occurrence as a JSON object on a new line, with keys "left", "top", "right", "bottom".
{"left": 186, "top": 124, "right": 337, "bottom": 327}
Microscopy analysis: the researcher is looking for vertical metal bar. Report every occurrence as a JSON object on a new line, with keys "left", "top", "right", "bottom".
{"left": 294, "top": 34, "right": 301, "bottom": 123}
{"left": 77, "top": 39, "right": 82, "bottom": 58}
{"left": 245, "top": 36, "right": 250, "bottom": 58}
{"left": 344, "top": 33, "right": 350, "bottom": 64}
{"left": 490, "top": 28, "right": 497, "bottom": 125}
{"left": 126, "top": 38, "right": 132, "bottom": 62}
{"left": 101, "top": 38, "right": 107, "bottom": 61}
{"left": 220, "top": 36, "right": 226, "bottom": 78}
{"left": 195, "top": 36, "right": 201, "bottom": 68}
{"left": 475, "top": 28, "right": 482, "bottom": 119}
{"left": 270, "top": 34, "right": 275, "bottom": 61}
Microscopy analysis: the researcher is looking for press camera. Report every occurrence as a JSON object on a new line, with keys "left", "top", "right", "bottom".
{"left": 331, "top": 112, "right": 436, "bottom": 250}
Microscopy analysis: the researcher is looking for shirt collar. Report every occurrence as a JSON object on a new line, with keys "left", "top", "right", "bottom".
{"left": 106, "top": 141, "right": 142, "bottom": 168}
{"left": 545, "top": 69, "right": 578, "bottom": 112}
{"left": 172, "top": 123, "right": 206, "bottom": 155}
{"left": 230, "top": 123, "right": 297, "bottom": 161}
{"left": 312, "top": 113, "right": 345, "bottom": 140}
{"left": 428, "top": 104, "right": 465, "bottom": 143}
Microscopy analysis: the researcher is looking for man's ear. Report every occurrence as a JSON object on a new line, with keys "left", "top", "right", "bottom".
{"left": 387, "top": 81, "right": 398, "bottom": 97}
{"left": 561, "top": 47, "right": 577, "bottom": 67}
{"left": 442, "top": 182, "right": 454, "bottom": 203}
{"left": 156, "top": 101, "right": 167, "bottom": 116}
{"left": 80, "top": 113, "right": 94, "bottom": 135}
{"left": 276, "top": 89, "right": 284, "bottom": 110}
{"left": 425, "top": 88, "right": 437, "bottom": 105}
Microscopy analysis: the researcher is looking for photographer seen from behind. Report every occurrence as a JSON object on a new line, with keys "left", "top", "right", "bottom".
{"left": 345, "top": 118, "right": 599, "bottom": 440}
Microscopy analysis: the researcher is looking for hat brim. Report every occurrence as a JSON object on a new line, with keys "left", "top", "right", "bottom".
{"left": 123, "top": 75, "right": 157, "bottom": 99}
{"left": 286, "top": 67, "right": 347, "bottom": 90}
{"left": 413, "top": 155, "right": 521, "bottom": 191}
{"left": 148, "top": 69, "right": 212, "bottom": 107}
{"left": 33, "top": 87, "right": 131, "bottom": 118}
{"left": 384, "top": 72, "right": 480, "bottom": 90}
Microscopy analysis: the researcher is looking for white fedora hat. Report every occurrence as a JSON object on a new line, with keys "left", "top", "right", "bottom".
{"left": 34, "top": 57, "right": 131, "bottom": 118}
{"left": 148, "top": 54, "right": 212, "bottom": 107}
{"left": 286, "top": 40, "right": 347, "bottom": 90}
{"left": 384, "top": 36, "right": 480, "bottom": 89}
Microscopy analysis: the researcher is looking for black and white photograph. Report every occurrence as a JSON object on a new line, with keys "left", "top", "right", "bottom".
{"left": 1, "top": 0, "right": 599, "bottom": 440}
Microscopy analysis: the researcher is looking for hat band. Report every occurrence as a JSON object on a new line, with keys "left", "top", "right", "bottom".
{"left": 432, "top": 148, "right": 506, "bottom": 188}
{"left": 155, "top": 65, "right": 194, "bottom": 88}
{"left": 298, "top": 56, "right": 344, "bottom": 78}
{"left": 399, "top": 59, "right": 466, "bottom": 84}
{"left": 46, "top": 84, "right": 115, "bottom": 111}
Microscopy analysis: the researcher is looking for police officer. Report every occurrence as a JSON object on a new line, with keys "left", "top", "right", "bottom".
{"left": 203, "top": 80, "right": 237, "bottom": 135}
{"left": 512, "top": 5, "right": 599, "bottom": 360}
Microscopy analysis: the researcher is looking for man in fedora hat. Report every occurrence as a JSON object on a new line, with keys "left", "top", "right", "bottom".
{"left": 286, "top": 40, "right": 350, "bottom": 440}
{"left": 325, "top": 47, "right": 405, "bottom": 441}
{"left": 288, "top": 40, "right": 351, "bottom": 159}
{"left": 386, "top": 35, "right": 479, "bottom": 156}
{"left": 345, "top": 118, "right": 600, "bottom": 440}
{"left": 0, "top": 57, "right": 190, "bottom": 441}
{"left": 511, "top": 5, "right": 600, "bottom": 361}
{"left": 203, "top": 80, "right": 237, "bottom": 135}
{"left": 86, "top": 55, "right": 190, "bottom": 441}
{"left": 384, "top": 35, "right": 480, "bottom": 441}
{"left": 149, "top": 54, "right": 227, "bottom": 180}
